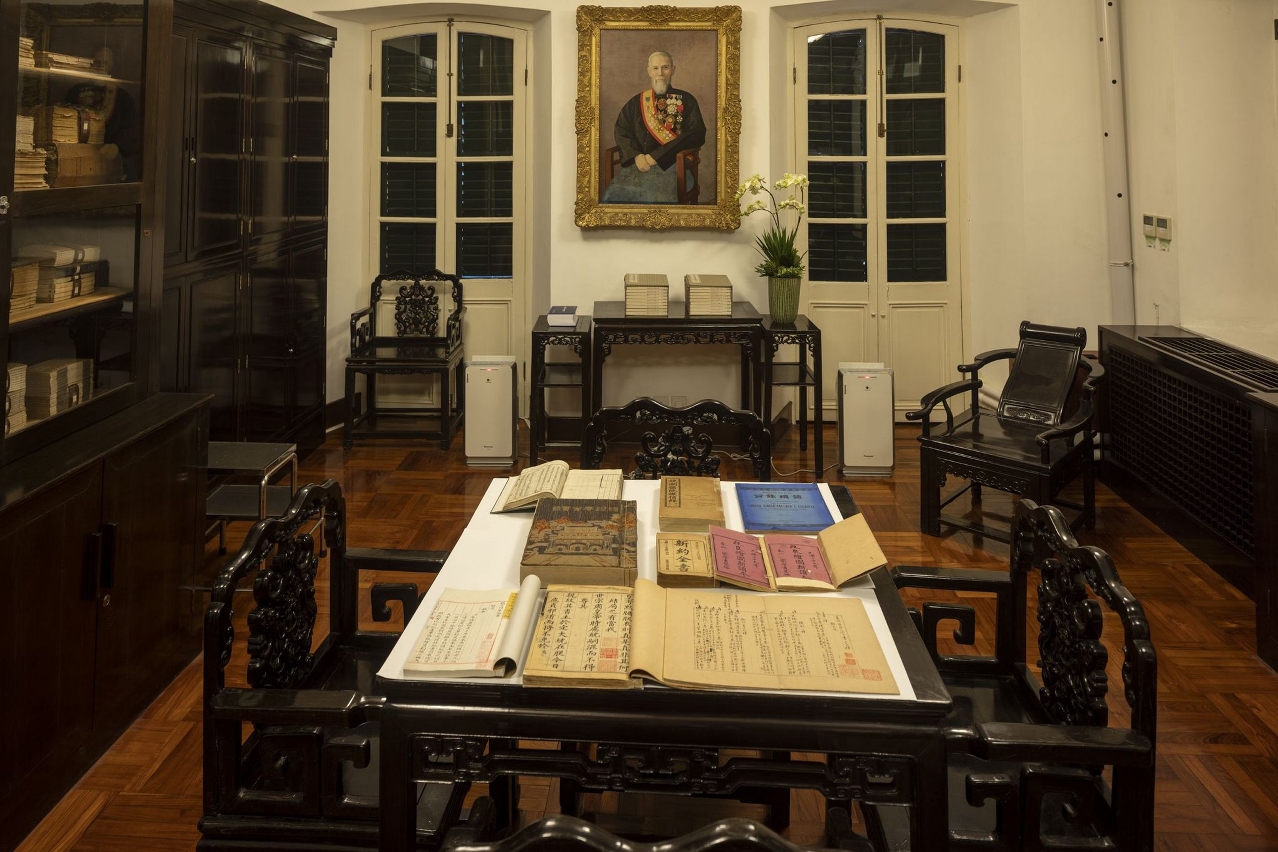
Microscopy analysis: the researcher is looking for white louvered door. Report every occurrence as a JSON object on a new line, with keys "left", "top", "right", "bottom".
{"left": 795, "top": 20, "right": 962, "bottom": 419}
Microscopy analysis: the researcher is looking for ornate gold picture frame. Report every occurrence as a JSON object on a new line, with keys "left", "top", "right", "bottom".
{"left": 575, "top": 5, "right": 741, "bottom": 230}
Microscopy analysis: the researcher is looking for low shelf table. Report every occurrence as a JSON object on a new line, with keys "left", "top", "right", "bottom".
{"left": 762, "top": 314, "right": 823, "bottom": 479}
{"left": 205, "top": 441, "right": 297, "bottom": 553}
{"left": 530, "top": 315, "right": 592, "bottom": 465}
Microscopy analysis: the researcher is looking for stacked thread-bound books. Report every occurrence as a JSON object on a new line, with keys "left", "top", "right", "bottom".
{"left": 5, "top": 363, "right": 27, "bottom": 436}
{"left": 18, "top": 37, "right": 35, "bottom": 68}
{"left": 624, "top": 273, "right": 669, "bottom": 317}
{"left": 26, "top": 357, "right": 93, "bottom": 419}
{"left": 684, "top": 274, "right": 733, "bottom": 317}
{"left": 9, "top": 260, "right": 39, "bottom": 314}
{"left": 45, "top": 142, "right": 121, "bottom": 187}
{"left": 14, "top": 115, "right": 48, "bottom": 190}
{"left": 21, "top": 244, "right": 100, "bottom": 303}
{"left": 34, "top": 50, "right": 97, "bottom": 73}
{"left": 31, "top": 105, "right": 106, "bottom": 145}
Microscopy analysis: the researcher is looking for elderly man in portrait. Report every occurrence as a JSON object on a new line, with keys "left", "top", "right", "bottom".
{"left": 601, "top": 50, "right": 707, "bottom": 204}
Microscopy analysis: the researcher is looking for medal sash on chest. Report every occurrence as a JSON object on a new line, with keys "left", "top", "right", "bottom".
{"left": 641, "top": 89, "right": 684, "bottom": 145}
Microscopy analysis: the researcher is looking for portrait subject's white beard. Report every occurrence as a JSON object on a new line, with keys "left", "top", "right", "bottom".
{"left": 653, "top": 79, "right": 670, "bottom": 95}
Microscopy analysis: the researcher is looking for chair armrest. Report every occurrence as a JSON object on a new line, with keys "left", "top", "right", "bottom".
{"left": 905, "top": 379, "right": 981, "bottom": 436}
{"left": 346, "top": 546, "right": 449, "bottom": 574}
{"left": 1034, "top": 397, "right": 1094, "bottom": 449}
{"left": 892, "top": 565, "right": 1012, "bottom": 594}
{"left": 959, "top": 347, "right": 1016, "bottom": 375}
{"left": 974, "top": 722, "right": 1153, "bottom": 768}
{"left": 208, "top": 687, "right": 385, "bottom": 727}
{"left": 350, "top": 306, "right": 373, "bottom": 352}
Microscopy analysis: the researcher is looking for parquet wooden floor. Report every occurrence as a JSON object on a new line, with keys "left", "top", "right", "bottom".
{"left": 15, "top": 422, "right": 1278, "bottom": 851}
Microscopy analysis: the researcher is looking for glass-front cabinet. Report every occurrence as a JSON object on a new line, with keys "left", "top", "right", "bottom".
{"left": 2, "top": 0, "right": 162, "bottom": 462}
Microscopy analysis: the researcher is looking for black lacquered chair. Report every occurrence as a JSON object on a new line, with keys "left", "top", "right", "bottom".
{"left": 345, "top": 269, "right": 465, "bottom": 450}
{"left": 200, "top": 480, "right": 469, "bottom": 851}
{"left": 863, "top": 500, "right": 1156, "bottom": 851}
{"left": 907, "top": 321, "right": 1102, "bottom": 542}
{"left": 580, "top": 397, "right": 771, "bottom": 481}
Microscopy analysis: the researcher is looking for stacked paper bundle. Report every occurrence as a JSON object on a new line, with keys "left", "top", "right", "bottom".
{"left": 9, "top": 260, "right": 39, "bottom": 314}
{"left": 5, "top": 363, "right": 28, "bottom": 436}
{"left": 22, "top": 244, "right": 85, "bottom": 265}
{"left": 26, "top": 357, "right": 93, "bottom": 419}
{"left": 31, "top": 105, "right": 105, "bottom": 145}
{"left": 36, "top": 262, "right": 96, "bottom": 302}
{"left": 18, "top": 37, "right": 35, "bottom": 68}
{"left": 623, "top": 273, "right": 670, "bottom": 317}
{"left": 35, "top": 50, "right": 96, "bottom": 72}
{"left": 14, "top": 115, "right": 48, "bottom": 190}
{"left": 684, "top": 274, "right": 734, "bottom": 317}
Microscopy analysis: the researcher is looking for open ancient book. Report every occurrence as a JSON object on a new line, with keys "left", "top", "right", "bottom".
{"left": 491, "top": 460, "right": 623, "bottom": 513}
{"left": 402, "top": 575, "right": 542, "bottom": 677}
{"left": 656, "top": 514, "right": 887, "bottom": 592}
{"left": 522, "top": 580, "right": 899, "bottom": 695}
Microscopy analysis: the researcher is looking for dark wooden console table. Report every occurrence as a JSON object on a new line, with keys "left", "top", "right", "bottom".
{"left": 762, "top": 315, "right": 823, "bottom": 478}
{"left": 590, "top": 301, "right": 765, "bottom": 417}
{"left": 530, "top": 315, "right": 592, "bottom": 465}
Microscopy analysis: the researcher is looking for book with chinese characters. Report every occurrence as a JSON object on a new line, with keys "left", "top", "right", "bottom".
{"left": 522, "top": 580, "right": 899, "bottom": 695}
{"left": 403, "top": 575, "right": 542, "bottom": 677}
{"left": 658, "top": 475, "right": 724, "bottom": 532}
{"left": 735, "top": 483, "right": 836, "bottom": 533}
{"left": 655, "top": 533, "right": 717, "bottom": 587}
{"left": 491, "top": 460, "right": 623, "bottom": 513}
{"left": 519, "top": 498, "right": 639, "bottom": 587}
{"left": 659, "top": 508, "right": 886, "bottom": 592}
{"left": 547, "top": 305, "right": 578, "bottom": 327}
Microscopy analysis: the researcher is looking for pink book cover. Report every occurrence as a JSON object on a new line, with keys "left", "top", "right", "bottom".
{"left": 765, "top": 535, "right": 834, "bottom": 585}
{"left": 708, "top": 526, "right": 772, "bottom": 591}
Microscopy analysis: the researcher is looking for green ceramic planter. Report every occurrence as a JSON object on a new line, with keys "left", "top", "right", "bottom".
{"left": 767, "top": 276, "right": 801, "bottom": 324}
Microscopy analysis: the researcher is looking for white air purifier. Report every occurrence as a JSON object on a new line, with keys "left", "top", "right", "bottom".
{"left": 838, "top": 362, "right": 894, "bottom": 477}
{"left": 465, "top": 357, "right": 517, "bottom": 467}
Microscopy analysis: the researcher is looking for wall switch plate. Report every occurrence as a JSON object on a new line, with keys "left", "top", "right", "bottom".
{"left": 1156, "top": 215, "right": 1171, "bottom": 250}
{"left": 1143, "top": 213, "right": 1156, "bottom": 247}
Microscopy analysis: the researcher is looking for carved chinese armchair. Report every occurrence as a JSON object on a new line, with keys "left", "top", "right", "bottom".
{"left": 346, "top": 269, "right": 466, "bottom": 450}
{"left": 580, "top": 397, "right": 771, "bottom": 481}
{"left": 200, "top": 480, "right": 468, "bottom": 850}
{"left": 906, "top": 321, "right": 1103, "bottom": 542}
{"left": 864, "top": 500, "right": 1156, "bottom": 851}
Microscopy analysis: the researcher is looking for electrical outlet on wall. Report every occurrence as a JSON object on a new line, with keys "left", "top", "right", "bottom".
{"left": 651, "top": 396, "right": 669, "bottom": 407}
{"left": 671, "top": 395, "right": 688, "bottom": 407}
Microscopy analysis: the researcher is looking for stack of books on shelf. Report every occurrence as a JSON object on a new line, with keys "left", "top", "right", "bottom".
{"left": 5, "top": 364, "right": 28, "bottom": 436}
{"left": 31, "top": 105, "right": 106, "bottom": 145}
{"left": 26, "top": 358, "right": 94, "bottom": 419}
{"left": 21, "top": 244, "right": 100, "bottom": 303}
{"left": 14, "top": 115, "right": 48, "bottom": 190}
{"left": 684, "top": 274, "right": 733, "bottom": 317}
{"left": 45, "top": 142, "right": 122, "bottom": 187}
{"left": 18, "top": 37, "right": 35, "bottom": 69}
{"left": 9, "top": 260, "right": 39, "bottom": 314}
{"left": 34, "top": 50, "right": 97, "bottom": 73}
{"left": 624, "top": 273, "right": 669, "bottom": 317}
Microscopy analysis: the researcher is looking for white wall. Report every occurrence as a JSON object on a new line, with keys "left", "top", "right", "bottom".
{"left": 1125, "top": 0, "right": 1278, "bottom": 360}
{"left": 264, "top": 0, "right": 1137, "bottom": 406}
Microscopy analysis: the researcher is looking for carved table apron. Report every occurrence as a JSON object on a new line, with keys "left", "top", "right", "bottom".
{"left": 589, "top": 300, "right": 765, "bottom": 416}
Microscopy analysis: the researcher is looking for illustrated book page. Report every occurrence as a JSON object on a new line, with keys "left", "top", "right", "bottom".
{"left": 520, "top": 499, "right": 638, "bottom": 587}
{"left": 402, "top": 574, "right": 542, "bottom": 677}
{"left": 492, "top": 461, "right": 622, "bottom": 513}
{"left": 522, "top": 585, "right": 636, "bottom": 688}
{"left": 735, "top": 483, "right": 836, "bottom": 533}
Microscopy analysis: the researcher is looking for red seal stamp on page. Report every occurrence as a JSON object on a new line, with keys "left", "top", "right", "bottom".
{"left": 861, "top": 668, "right": 883, "bottom": 681}
{"left": 598, "top": 642, "right": 619, "bottom": 672}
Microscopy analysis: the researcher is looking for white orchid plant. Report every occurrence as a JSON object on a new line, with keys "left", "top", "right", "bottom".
{"left": 735, "top": 173, "right": 809, "bottom": 278}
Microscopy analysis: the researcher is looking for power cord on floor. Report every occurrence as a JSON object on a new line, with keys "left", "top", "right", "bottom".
{"left": 769, "top": 458, "right": 840, "bottom": 478}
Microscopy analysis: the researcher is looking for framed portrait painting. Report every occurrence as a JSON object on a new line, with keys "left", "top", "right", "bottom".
{"left": 575, "top": 5, "right": 741, "bottom": 230}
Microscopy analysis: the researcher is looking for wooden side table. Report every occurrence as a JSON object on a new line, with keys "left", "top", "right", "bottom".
{"left": 762, "top": 315, "right": 823, "bottom": 479}
{"left": 530, "top": 315, "right": 592, "bottom": 465}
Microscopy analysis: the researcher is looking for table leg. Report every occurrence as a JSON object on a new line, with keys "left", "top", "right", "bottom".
{"left": 911, "top": 735, "right": 950, "bottom": 850}
{"left": 592, "top": 332, "right": 606, "bottom": 416}
{"left": 344, "top": 367, "right": 356, "bottom": 450}
{"left": 753, "top": 329, "right": 765, "bottom": 419}
{"left": 798, "top": 340, "right": 808, "bottom": 452}
{"left": 812, "top": 331, "right": 823, "bottom": 478}
{"left": 379, "top": 706, "right": 416, "bottom": 852}
{"left": 531, "top": 334, "right": 546, "bottom": 465}
{"left": 579, "top": 330, "right": 593, "bottom": 451}
{"left": 439, "top": 368, "right": 452, "bottom": 450}
{"left": 763, "top": 341, "right": 774, "bottom": 430}
{"left": 739, "top": 344, "right": 751, "bottom": 411}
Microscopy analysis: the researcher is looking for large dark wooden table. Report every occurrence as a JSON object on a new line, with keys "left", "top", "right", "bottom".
{"left": 589, "top": 301, "right": 765, "bottom": 416}
{"left": 375, "top": 483, "right": 952, "bottom": 850}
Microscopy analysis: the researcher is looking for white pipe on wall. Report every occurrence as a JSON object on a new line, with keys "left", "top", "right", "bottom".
{"left": 1097, "top": 0, "right": 1136, "bottom": 325}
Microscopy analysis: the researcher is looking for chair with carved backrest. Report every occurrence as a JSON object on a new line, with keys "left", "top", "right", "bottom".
{"left": 580, "top": 397, "right": 771, "bottom": 481}
{"left": 862, "top": 500, "right": 1156, "bottom": 852}
{"left": 345, "top": 269, "right": 466, "bottom": 450}
{"left": 907, "top": 321, "right": 1103, "bottom": 542}
{"left": 200, "top": 480, "right": 470, "bottom": 851}
{"left": 601, "top": 146, "right": 702, "bottom": 204}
